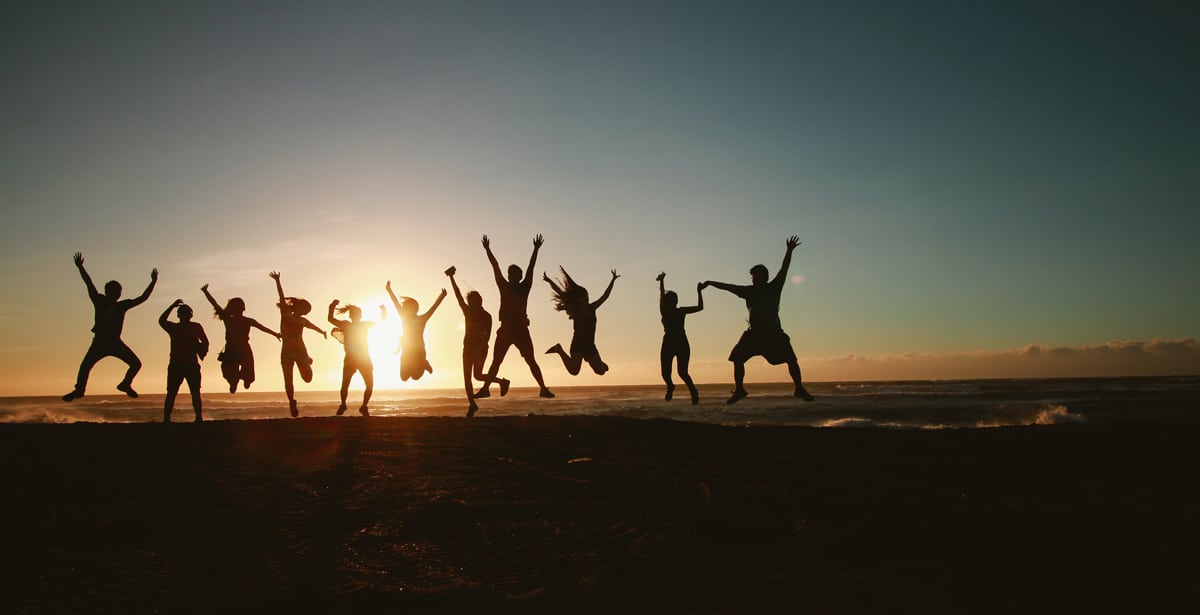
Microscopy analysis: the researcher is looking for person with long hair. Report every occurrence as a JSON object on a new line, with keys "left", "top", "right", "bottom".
{"left": 657, "top": 272, "right": 704, "bottom": 404}
{"left": 158, "top": 299, "right": 208, "bottom": 423}
{"left": 475, "top": 234, "right": 554, "bottom": 399}
{"left": 269, "top": 271, "right": 326, "bottom": 417}
{"left": 200, "top": 283, "right": 280, "bottom": 394}
{"left": 543, "top": 267, "right": 619, "bottom": 376}
{"left": 445, "top": 266, "right": 510, "bottom": 416}
{"left": 328, "top": 299, "right": 385, "bottom": 416}
{"left": 63, "top": 252, "right": 157, "bottom": 401}
{"left": 385, "top": 280, "right": 446, "bottom": 382}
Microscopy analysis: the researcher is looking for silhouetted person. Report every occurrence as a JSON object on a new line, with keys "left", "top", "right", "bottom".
{"left": 445, "top": 266, "right": 510, "bottom": 417}
{"left": 63, "top": 252, "right": 157, "bottom": 401}
{"left": 270, "top": 271, "right": 327, "bottom": 417}
{"left": 475, "top": 235, "right": 554, "bottom": 399}
{"left": 201, "top": 284, "right": 280, "bottom": 394}
{"left": 159, "top": 299, "right": 208, "bottom": 423}
{"left": 385, "top": 280, "right": 446, "bottom": 382}
{"left": 328, "top": 300, "right": 384, "bottom": 416}
{"left": 657, "top": 272, "right": 703, "bottom": 404}
{"left": 703, "top": 236, "right": 814, "bottom": 404}
{"left": 543, "top": 267, "right": 619, "bottom": 376}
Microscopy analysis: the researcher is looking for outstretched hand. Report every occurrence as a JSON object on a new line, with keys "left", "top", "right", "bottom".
{"left": 444, "top": 266, "right": 456, "bottom": 277}
{"left": 439, "top": 288, "right": 448, "bottom": 297}
{"left": 697, "top": 282, "right": 705, "bottom": 292}
{"left": 385, "top": 280, "right": 392, "bottom": 291}
{"left": 150, "top": 268, "right": 158, "bottom": 281}
{"left": 611, "top": 269, "right": 620, "bottom": 280}
{"left": 481, "top": 235, "right": 491, "bottom": 250}
{"left": 532, "top": 234, "right": 544, "bottom": 249}
{"left": 73, "top": 252, "right": 84, "bottom": 268}
{"left": 786, "top": 235, "right": 801, "bottom": 251}
{"left": 201, "top": 283, "right": 209, "bottom": 292}
{"left": 330, "top": 299, "right": 339, "bottom": 307}
{"left": 542, "top": 272, "right": 552, "bottom": 283}
{"left": 656, "top": 271, "right": 665, "bottom": 282}
{"left": 269, "top": 271, "right": 280, "bottom": 281}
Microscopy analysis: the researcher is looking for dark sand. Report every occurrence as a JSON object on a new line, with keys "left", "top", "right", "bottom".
{"left": 3, "top": 416, "right": 1198, "bottom": 613}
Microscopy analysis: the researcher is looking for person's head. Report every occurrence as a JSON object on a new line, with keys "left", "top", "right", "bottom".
{"left": 223, "top": 297, "right": 246, "bottom": 316}
{"left": 398, "top": 298, "right": 419, "bottom": 317}
{"left": 749, "top": 264, "right": 769, "bottom": 286}
{"left": 176, "top": 304, "right": 194, "bottom": 322}
{"left": 336, "top": 304, "right": 363, "bottom": 322}
{"left": 103, "top": 280, "right": 122, "bottom": 299}
{"left": 507, "top": 264, "right": 523, "bottom": 284}
{"left": 282, "top": 297, "right": 312, "bottom": 317}
{"left": 549, "top": 267, "right": 589, "bottom": 314}
{"left": 466, "top": 290, "right": 483, "bottom": 309}
{"left": 662, "top": 290, "right": 678, "bottom": 309}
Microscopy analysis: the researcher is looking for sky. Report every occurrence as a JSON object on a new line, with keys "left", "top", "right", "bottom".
{"left": 2, "top": 1, "right": 1198, "bottom": 396}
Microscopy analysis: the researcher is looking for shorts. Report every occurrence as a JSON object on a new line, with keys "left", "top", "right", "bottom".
{"left": 728, "top": 329, "right": 797, "bottom": 365}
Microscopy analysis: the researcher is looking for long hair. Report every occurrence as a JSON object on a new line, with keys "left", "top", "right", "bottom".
{"left": 335, "top": 304, "right": 361, "bottom": 320}
{"left": 280, "top": 297, "right": 312, "bottom": 316}
{"left": 216, "top": 297, "right": 246, "bottom": 318}
{"left": 548, "top": 266, "right": 589, "bottom": 314}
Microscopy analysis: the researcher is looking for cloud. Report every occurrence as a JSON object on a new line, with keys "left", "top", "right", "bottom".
{"left": 808, "top": 338, "right": 1200, "bottom": 380}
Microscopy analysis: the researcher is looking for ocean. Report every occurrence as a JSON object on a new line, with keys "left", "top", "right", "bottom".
{"left": 2, "top": 376, "right": 1197, "bottom": 428}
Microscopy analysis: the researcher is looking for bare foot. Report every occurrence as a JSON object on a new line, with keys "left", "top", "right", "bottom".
{"left": 726, "top": 389, "right": 748, "bottom": 405}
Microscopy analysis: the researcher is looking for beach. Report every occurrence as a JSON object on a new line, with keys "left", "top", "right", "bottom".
{"left": 3, "top": 414, "right": 1198, "bottom": 613}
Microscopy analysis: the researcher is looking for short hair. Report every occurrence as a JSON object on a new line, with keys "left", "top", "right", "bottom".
{"left": 750, "top": 264, "right": 769, "bottom": 278}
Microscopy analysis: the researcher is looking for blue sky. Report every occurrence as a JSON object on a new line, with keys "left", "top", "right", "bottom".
{"left": 2, "top": 1, "right": 1198, "bottom": 395}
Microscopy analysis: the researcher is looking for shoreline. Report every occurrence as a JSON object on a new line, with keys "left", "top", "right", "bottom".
{"left": 4, "top": 416, "right": 1198, "bottom": 612}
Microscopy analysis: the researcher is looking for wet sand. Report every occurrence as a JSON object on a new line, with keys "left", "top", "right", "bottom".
{"left": 3, "top": 416, "right": 1197, "bottom": 613}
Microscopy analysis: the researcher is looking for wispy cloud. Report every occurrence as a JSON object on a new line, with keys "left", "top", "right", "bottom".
{"left": 809, "top": 338, "right": 1200, "bottom": 380}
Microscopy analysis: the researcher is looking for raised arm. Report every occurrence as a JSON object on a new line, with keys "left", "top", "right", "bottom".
{"left": 159, "top": 299, "right": 183, "bottom": 330}
{"left": 541, "top": 271, "right": 564, "bottom": 295}
{"left": 591, "top": 269, "right": 620, "bottom": 310}
{"left": 128, "top": 268, "right": 158, "bottom": 307}
{"left": 378, "top": 305, "right": 387, "bottom": 321}
{"left": 73, "top": 252, "right": 100, "bottom": 299}
{"left": 446, "top": 266, "right": 468, "bottom": 312}
{"left": 771, "top": 235, "right": 801, "bottom": 287}
{"left": 682, "top": 283, "right": 705, "bottom": 314}
{"left": 522, "top": 234, "right": 543, "bottom": 289}
{"left": 327, "top": 300, "right": 344, "bottom": 328}
{"left": 421, "top": 289, "right": 448, "bottom": 321}
{"left": 200, "top": 284, "right": 225, "bottom": 319}
{"left": 656, "top": 272, "right": 666, "bottom": 302}
{"left": 385, "top": 280, "right": 404, "bottom": 313}
{"left": 482, "top": 235, "right": 504, "bottom": 286}
{"left": 269, "top": 271, "right": 285, "bottom": 306}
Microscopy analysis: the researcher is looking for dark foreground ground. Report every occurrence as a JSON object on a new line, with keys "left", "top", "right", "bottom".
{"left": 3, "top": 416, "right": 1198, "bottom": 613}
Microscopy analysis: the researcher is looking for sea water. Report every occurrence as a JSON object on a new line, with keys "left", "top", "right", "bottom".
{"left": 2, "top": 376, "right": 1197, "bottom": 428}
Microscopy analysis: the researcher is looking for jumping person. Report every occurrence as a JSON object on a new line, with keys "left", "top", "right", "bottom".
{"left": 385, "top": 280, "right": 446, "bottom": 382}
{"left": 445, "top": 266, "right": 509, "bottom": 416}
{"left": 328, "top": 300, "right": 384, "bottom": 416}
{"left": 475, "top": 235, "right": 554, "bottom": 399}
{"left": 657, "top": 272, "right": 703, "bottom": 404}
{"left": 703, "top": 236, "right": 814, "bottom": 404}
{"left": 63, "top": 252, "right": 157, "bottom": 401}
{"left": 543, "top": 267, "right": 619, "bottom": 376}
{"left": 269, "top": 271, "right": 326, "bottom": 417}
{"left": 200, "top": 284, "right": 281, "bottom": 394}
{"left": 158, "top": 299, "right": 208, "bottom": 423}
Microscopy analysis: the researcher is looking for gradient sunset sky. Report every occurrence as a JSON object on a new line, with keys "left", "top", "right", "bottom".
{"left": 2, "top": 1, "right": 1197, "bottom": 396}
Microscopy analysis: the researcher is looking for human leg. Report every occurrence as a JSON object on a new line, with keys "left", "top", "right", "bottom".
{"left": 513, "top": 329, "right": 552, "bottom": 396}
{"left": 111, "top": 341, "right": 142, "bottom": 397}
{"left": 337, "top": 361, "right": 353, "bottom": 414}
{"left": 788, "top": 360, "right": 814, "bottom": 401}
{"left": 64, "top": 341, "right": 107, "bottom": 400}
{"left": 164, "top": 366, "right": 183, "bottom": 423}
{"left": 727, "top": 360, "right": 748, "bottom": 404}
{"left": 476, "top": 337, "right": 511, "bottom": 398}
{"left": 677, "top": 340, "right": 699, "bottom": 405}
{"left": 359, "top": 367, "right": 373, "bottom": 415}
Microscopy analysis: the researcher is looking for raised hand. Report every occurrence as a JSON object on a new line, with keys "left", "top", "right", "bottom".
{"left": 656, "top": 271, "right": 665, "bottom": 282}
{"left": 269, "top": 271, "right": 280, "bottom": 281}
{"left": 444, "top": 266, "right": 456, "bottom": 277}
{"left": 201, "top": 283, "right": 209, "bottom": 292}
{"left": 172, "top": 298, "right": 184, "bottom": 307}
{"left": 697, "top": 282, "right": 704, "bottom": 292}
{"left": 481, "top": 235, "right": 491, "bottom": 250}
{"left": 150, "top": 268, "right": 158, "bottom": 281}
{"left": 385, "top": 280, "right": 392, "bottom": 292}
{"left": 330, "top": 299, "right": 339, "bottom": 307}
{"left": 532, "top": 234, "right": 544, "bottom": 249}
{"left": 439, "top": 288, "right": 448, "bottom": 297}
{"left": 611, "top": 269, "right": 620, "bottom": 280}
{"left": 542, "top": 272, "right": 552, "bottom": 283}
{"left": 73, "top": 252, "right": 84, "bottom": 268}
{"left": 786, "top": 235, "right": 801, "bottom": 251}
